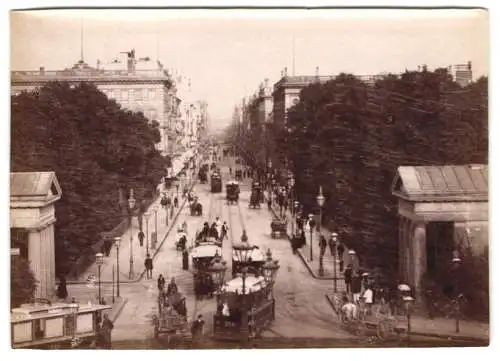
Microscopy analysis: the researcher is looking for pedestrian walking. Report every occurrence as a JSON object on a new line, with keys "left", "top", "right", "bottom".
{"left": 344, "top": 264, "right": 353, "bottom": 294}
{"left": 337, "top": 243, "right": 345, "bottom": 271}
{"left": 145, "top": 254, "right": 153, "bottom": 279}
{"left": 57, "top": 276, "right": 68, "bottom": 300}
{"left": 138, "top": 231, "right": 145, "bottom": 247}
{"left": 220, "top": 221, "right": 229, "bottom": 240}
{"left": 174, "top": 196, "right": 179, "bottom": 208}
{"left": 362, "top": 286, "right": 374, "bottom": 315}
{"left": 319, "top": 234, "right": 327, "bottom": 260}
{"left": 191, "top": 314, "right": 205, "bottom": 346}
{"left": 267, "top": 197, "right": 272, "bottom": 211}
{"left": 328, "top": 233, "right": 337, "bottom": 257}
{"left": 157, "top": 274, "right": 165, "bottom": 292}
{"left": 352, "top": 272, "right": 363, "bottom": 304}
{"left": 167, "top": 277, "right": 178, "bottom": 296}
{"left": 100, "top": 314, "right": 114, "bottom": 349}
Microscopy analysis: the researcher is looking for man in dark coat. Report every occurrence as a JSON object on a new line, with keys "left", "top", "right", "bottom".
{"left": 138, "top": 231, "right": 145, "bottom": 247}
{"left": 157, "top": 274, "right": 166, "bottom": 292}
{"left": 57, "top": 277, "right": 68, "bottom": 300}
{"left": 167, "top": 277, "right": 178, "bottom": 296}
{"left": 145, "top": 254, "right": 153, "bottom": 279}
{"left": 344, "top": 264, "right": 353, "bottom": 294}
{"left": 319, "top": 235, "right": 327, "bottom": 260}
{"left": 191, "top": 314, "right": 205, "bottom": 346}
{"left": 100, "top": 314, "right": 114, "bottom": 349}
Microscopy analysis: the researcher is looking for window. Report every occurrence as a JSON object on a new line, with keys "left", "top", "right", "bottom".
{"left": 121, "top": 89, "right": 129, "bottom": 100}
{"left": 134, "top": 89, "right": 143, "bottom": 101}
{"left": 109, "top": 90, "right": 116, "bottom": 99}
{"left": 143, "top": 89, "right": 148, "bottom": 100}
{"left": 149, "top": 89, "right": 156, "bottom": 100}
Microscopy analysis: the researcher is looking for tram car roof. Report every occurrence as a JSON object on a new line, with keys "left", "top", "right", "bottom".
{"left": 232, "top": 247, "right": 265, "bottom": 262}
{"left": 226, "top": 180, "right": 239, "bottom": 186}
{"left": 191, "top": 243, "right": 222, "bottom": 258}
{"left": 221, "top": 275, "right": 267, "bottom": 294}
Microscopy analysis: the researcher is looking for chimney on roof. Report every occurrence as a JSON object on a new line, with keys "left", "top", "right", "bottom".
{"left": 468, "top": 61, "right": 472, "bottom": 71}
{"left": 417, "top": 65, "right": 421, "bottom": 72}
{"left": 39, "top": 66, "right": 45, "bottom": 75}
{"left": 281, "top": 69, "right": 284, "bottom": 78}
{"left": 284, "top": 67, "right": 288, "bottom": 77}
{"left": 315, "top": 66, "right": 319, "bottom": 78}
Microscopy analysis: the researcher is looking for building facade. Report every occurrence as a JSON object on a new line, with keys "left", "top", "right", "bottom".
{"left": 11, "top": 51, "right": 175, "bottom": 155}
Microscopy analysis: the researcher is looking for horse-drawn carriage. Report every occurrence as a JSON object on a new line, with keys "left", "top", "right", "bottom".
{"left": 198, "top": 167, "right": 208, "bottom": 183}
{"left": 191, "top": 242, "right": 224, "bottom": 299}
{"left": 232, "top": 246, "right": 265, "bottom": 278}
{"left": 249, "top": 182, "right": 262, "bottom": 209}
{"left": 152, "top": 291, "right": 188, "bottom": 341}
{"left": 226, "top": 181, "right": 240, "bottom": 205}
{"left": 213, "top": 275, "right": 276, "bottom": 341}
{"left": 270, "top": 218, "right": 288, "bottom": 239}
{"left": 190, "top": 198, "right": 203, "bottom": 216}
{"left": 211, "top": 174, "right": 222, "bottom": 193}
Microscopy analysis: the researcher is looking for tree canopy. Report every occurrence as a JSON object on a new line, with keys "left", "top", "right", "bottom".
{"left": 11, "top": 82, "right": 167, "bottom": 276}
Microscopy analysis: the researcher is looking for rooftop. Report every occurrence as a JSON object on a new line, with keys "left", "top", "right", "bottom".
{"left": 10, "top": 171, "right": 62, "bottom": 205}
{"left": 392, "top": 164, "right": 488, "bottom": 202}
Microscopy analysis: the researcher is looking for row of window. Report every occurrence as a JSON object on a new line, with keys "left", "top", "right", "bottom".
{"left": 100, "top": 87, "right": 160, "bottom": 101}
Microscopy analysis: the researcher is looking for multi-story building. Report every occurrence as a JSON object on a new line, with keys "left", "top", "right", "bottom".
{"left": 11, "top": 50, "right": 175, "bottom": 155}
{"left": 454, "top": 61, "right": 473, "bottom": 87}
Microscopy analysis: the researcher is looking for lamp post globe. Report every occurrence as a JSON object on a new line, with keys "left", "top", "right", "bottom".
{"left": 207, "top": 258, "right": 227, "bottom": 291}
{"left": 316, "top": 186, "right": 325, "bottom": 207}
{"left": 232, "top": 240, "right": 255, "bottom": 264}
{"left": 262, "top": 249, "right": 280, "bottom": 285}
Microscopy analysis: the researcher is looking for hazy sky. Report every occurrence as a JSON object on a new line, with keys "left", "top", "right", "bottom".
{"left": 10, "top": 9, "right": 489, "bottom": 130}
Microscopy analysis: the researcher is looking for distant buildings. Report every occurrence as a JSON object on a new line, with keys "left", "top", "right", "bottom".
{"left": 454, "top": 61, "right": 473, "bottom": 87}
{"left": 11, "top": 50, "right": 208, "bottom": 157}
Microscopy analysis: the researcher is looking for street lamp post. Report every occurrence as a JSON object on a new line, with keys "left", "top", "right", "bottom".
{"left": 153, "top": 206, "right": 158, "bottom": 250}
{"left": 348, "top": 249, "right": 357, "bottom": 272}
{"left": 332, "top": 232, "right": 338, "bottom": 293}
{"left": 207, "top": 258, "right": 228, "bottom": 292}
{"left": 262, "top": 248, "right": 280, "bottom": 287}
{"left": 128, "top": 189, "right": 137, "bottom": 279}
{"left": 317, "top": 185, "right": 325, "bottom": 231}
{"left": 233, "top": 239, "right": 255, "bottom": 343}
{"left": 96, "top": 253, "right": 104, "bottom": 304}
{"left": 144, "top": 212, "right": 151, "bottom": 255}
{"left": 293, "top": 201, "right": 299, "bottom": 236}
{"left": 308, "top": 214, "right": 315, "bottom": 261}
{"left": 452, "top": 250, "right": 462, "bottom": 333}
{"left": 403, "top": 295, "right": 415, "bottom": 345}
{"left": 114, "top": 237, "right": 121, "bottom": 298}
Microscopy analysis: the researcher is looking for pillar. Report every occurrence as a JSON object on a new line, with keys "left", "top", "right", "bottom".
{"left": 28, "top": 222, "right": 56, "bottom": 300}
{"left": 412, "top": 222, "right": 427, "bottom": 299}
{"left": 398, "top": 216, "right": 405, "bottom": 278}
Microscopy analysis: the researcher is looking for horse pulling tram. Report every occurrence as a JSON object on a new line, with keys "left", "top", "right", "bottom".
{"left": 191, "top": 242, "right": 224, "bottom": 299}
{"left": 226, "top": 181, "right": 240, "bottom": 205}
{"left": 11, "top": 300, "right": 111, "bottom": 349}
{"left": 153, "top": 291, "right": 188, "bottom": 342}
{"left": 270, "top": 218, "right": 287, "bottom": 239}
{"left": 249, "top": 182, "right": 262, "bottom": 209}
{"left": 213, "top": 246, "right": 280, "bottom": 342}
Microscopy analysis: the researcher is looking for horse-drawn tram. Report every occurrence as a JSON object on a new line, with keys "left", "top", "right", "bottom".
{"left": 211, "top": 173, "right": 222, "bottom": 193}
{"left": 213, "top": 246, "right": 280, "bottom": 342}
{"left": 249, "top": 181, "right": 262, "bottom": 209}
{"left": 11, "top": 301, "right": 111, "bottom": 349}
{"left": 191, "top": 241, "right": 225, "bottom": 299}
{"left": 226, "top": 180, "right": 240, "bottom": 205}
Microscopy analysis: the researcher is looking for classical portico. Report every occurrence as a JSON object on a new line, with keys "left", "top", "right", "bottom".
{"left": 391, "top": 164, "right": 488, "bottom": 299}
{"left": 10, "top": 172, "right": 62, "bottom": 299}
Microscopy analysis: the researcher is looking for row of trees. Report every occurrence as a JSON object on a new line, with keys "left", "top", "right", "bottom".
{"left": 233, "top": 68, "right": 488, "bottom": 317}
{"left": 11, "top": 82, "right": 167, "bottom": 281}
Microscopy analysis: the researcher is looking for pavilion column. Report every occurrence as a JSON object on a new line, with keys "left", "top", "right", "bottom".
{"left": 27, "top": 221, "right": 56, "bottom": 300}
{"left": 28, "top": 231, "right": 42, "bottom": 299}
{"left": 403, "top": 218, "right": 412, "bottom": 284}
{"left": 412, "top": 221, "right": 427, "bottom": 299}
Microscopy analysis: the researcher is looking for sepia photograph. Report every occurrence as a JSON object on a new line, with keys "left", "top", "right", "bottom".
{"left": 7, "top": 5, "right": 490, "bottom": 351}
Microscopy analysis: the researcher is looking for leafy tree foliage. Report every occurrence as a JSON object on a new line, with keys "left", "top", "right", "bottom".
{"left": 11, "top": 82, "right": 167, "bottom": 276}
{"left": 11, "top": 257, "right": 37, "bottom": 308}
{"left": 267, "top": 69, "right": 488, "bottom": 276}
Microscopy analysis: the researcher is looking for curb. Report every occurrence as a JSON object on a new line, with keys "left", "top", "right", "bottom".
{"left": 107, "top": 297, "right": 129, "bottom": 323}
{"left": 324, "top": 294, "right": 488, "bottom": 343}
{"left": 268, "top": 203, "right": 338, "bottom": 281}
{"left": 68, "top": 182, "right": 196, "bottom": 285}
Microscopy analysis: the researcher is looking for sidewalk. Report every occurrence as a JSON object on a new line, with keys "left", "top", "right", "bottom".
{"left": 324, "top": 294, "right": 489, "bottom": 342}
{"left": 268, "top": 196, "right": 348, "bottom": 284}
{"left": 73, "top": 182, "right": 194, "bottom": 284}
